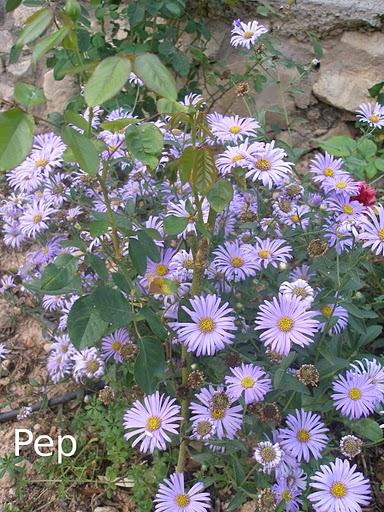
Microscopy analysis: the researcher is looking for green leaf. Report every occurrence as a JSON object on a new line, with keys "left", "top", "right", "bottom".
{"left": 6, "top": 0, "right": 23, "bottom": 12}
{"left": 99, "top": 118, "right": 140, "bottom": 132}
{"left": 368, "top": 81, "right": 384, "bottom": 98}
{"left": 0, "top": 108, "right": 34, "bottom": 171}
{"left": 178, "top": 146, "right": 195, "bottom": 183}
{"left": 359, "top": 325, "right": 382, "bottom": 346}
{"left": 134, "top": 336, "right": 166, "bottom": 393}
{"left": 137, "top": 230, "right": 160, "bottom": 262}
{"left": 129, "top": 238, "right": 147, "bottom": 274}
{"left": 84, "top": 55, "right": 132, "bottom": 107}
{"left": 14, "top": 82, "right": 47, "bottom": 108}
{"left": 85, "top": 254, "right": 109, "bottom": 282}
{"left": 317, "top": 135, "right": 356, "bottom": 157}
{"left": 92, "top": 285, "right": 133, "bottom": 327}
{"left": 349, "top": 418, "right": 383, "bottom": 442}
{"left": 89, "top": 219, "right": 109, "bottom": 237}
{"left": 125, "top": 122, "right": 164, "bottom": 168}
{"left": 134, "top": 53, "right": 177, "bottom": 100}
{"left": 139, "top": 306, "right": 169, "bottom": 340}
{"left": 192, "top": 147, "right": 216, "bottom": 194}
{"left": 307, "top": 31, "right": 323, "bottom": 59}
{"left": 16, "top": 7, "right": 53, "bottom": 47}
{"left": 61, "top": 126, "right": 99, "bottom": 175}
{"left": 164, "top": 215, "right": 188, "bottom": 235}
{"left": 341, "top": 302, "right": 378, "bottom": 319}
{"left": 375, "top": 158, "right": 384, "bottom": 171}
{"left": 32, "top": 27, "right": 70, "bottom": 63}
{"left": 40, "top": 254, "right": 79, "bottom": 294}
{"left": 157, "top": 98, "right": 189, "bottom": 114}
{"left": 67, "top": 295, "right": 108, "bottom": 350}
{"left": 63, "top": 111, "right": 89, "bottom": 132}
{"left": 357, "top": 138, "right": 377, "bottom": 158}
{"left": 207, "top": 180, "right": 233, "bottom": 212}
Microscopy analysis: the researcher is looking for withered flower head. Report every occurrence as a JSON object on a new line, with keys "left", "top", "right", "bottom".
{"left": 307, "top": 238, "right": 328, "bottom": 258}
{"left": 296, "top": 364, "right": 320, "bottom": 387}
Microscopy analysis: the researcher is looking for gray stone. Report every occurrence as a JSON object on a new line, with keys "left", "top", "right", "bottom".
{"left": 43, "top": 70, "right": 78, "bottom": 113}
{"left": 7, "top": 56, "right": 32, "bottom": 78}
{"left": 312, "top": 31, "right": 384, "bottom": 112}
{"left": 94, "top": 508, "right": 118, "bottom": 512}
{"left": 0, "top": 31, "right": 13, "bottom": 55}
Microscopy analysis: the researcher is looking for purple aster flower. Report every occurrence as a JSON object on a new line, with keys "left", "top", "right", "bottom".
{"left": 279, "top": 279, "right": 315, "bottom": 308}
{"left": 19, "top": 199, "right": 56, "bottom": 238}
{"left": 141, "top": 248, "right": 175, "bottom": 288}
{"left": 47, "top": 350, "right": 73, "bottom": 383}
{"left": 216, "top": 141, "right": 251, "bottom": 174}
{"left": 66, "top": 206, "right": 83, "bottom": 222}
{"left": 209, "top": 114, "right": 259, "bottom": 143}
{"left": 245, "top": 141, "right": 293, "bottom": 188}
{"left": 169, "top": 250, "right": 194, "bottom": 281}
{"left": 328, "top": 194, "right": 365, "bottom": 222}
{"left": 289, "top": 263, "right": 313, "bottom": 282}
{"left": 255, "top": 294, "right": 319, "bottom": 356}
{"left": 180, "top": 92, "right": 205, "bottom": 108}
{"left": 167, "top": 198, "right": 209, "bottom": 238}
{"left": 72, "top": 347, "right": 104, "bottom": 382}
{"left": 225, "top": 363, "right": 272, "bottom": 404}
{"left": 0, "top": 342, "right": 8, "bottom": 361}
{"left": 359, "top": 204, "right": 384, "bottom": 255}
{"left": 32, "top": 131, "right": 66, "bottom": 170}
{"left": 356, "top": 102, "right": 384, "bottom": 128}
{"left": 170, "top": 294, "right": 237, "bottom": 356}
{"left": 3, "top": 221, "right": 26, "bottom": 249}
{"left": 212, "top": 241, "right": 258, "bottom": 282}
{"left": 324, "top": 219, "right": 354, "bottom": 254}
{"left": 145, "top": 215, "right": 164, "bottom": 247}
{"left": 316, "top": 303, "right": 348, "bottom": 335}
{"left": 279, "top": 409, "right": 328, "bottom": 462}
{"left": 17, "top": 406, "right": 33, "bottom": 421}
{"left": 0, "top": 275, "right": 15, "bottom": 294}
{"left": 190, "top": 385, "right": 243, "bottom": 439}
{"left": 42, "top": 295, "right": 65, "bottom": 311}
{"left": 230, "top": 19, "right": 268, "bottom": 49}
{"left": 307, "top": 192, "right": 324, "bottom": 208}
{"left": 128, "top": 72, "right": 143, "bottom": 86}
{"left": 273, "top": 479, "right": 303, "bottom": 512}
{"left": 191, "top": 418, "right": 216, "bottom": 441}
{"left": 123, "top": 391, "right": 182, "bottom": 453}
{"left": 229, "top": 191, "right": 258, "bottom": 219}
{"left": 282, "top": 205, "right": 311, "bottom": 230}
{"left": 154, "top": 472, "right": 211, "bottom": 512}
{"left": 349, "top": 358, "right": 384, "bottom": 396}
{"left": 253, "top": 441, "right": 282, "bottom": 473}
{"left": 321, "top": 174, "right": 359, "bottom": 196}
{"left": 310, "top": 152, "right": 345, "bottom": 184}
{"left": 276, "top": 465, "right": 307, "bottom": 491}
{"left": 101, "top": 328, "right": 132, "bottom": 363}
{"left": 50, "top": 334, "right": 75, "bottom": 359}
{"left": 252, "top": 237, "right": 292, "bottom": 270}
{"left": 332, "top": 371, "right": 382, "bottom": 419}
{"left": 7, "top": 164, "right": 44, "bottom": 193}
{"left": 27, "top": 237, "right": 64, "bottom": 265}
{"left": 309, "top": 458, "right": 371, "bottom": 512}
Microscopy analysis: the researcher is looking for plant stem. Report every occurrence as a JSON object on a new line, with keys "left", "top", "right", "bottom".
{"left": 98, "top": 161, "right": 121, "bottom": 260}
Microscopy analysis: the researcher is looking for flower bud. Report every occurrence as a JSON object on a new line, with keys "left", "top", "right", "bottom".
{"left": 65, "top": 0, "right": 81, "bottom": 20}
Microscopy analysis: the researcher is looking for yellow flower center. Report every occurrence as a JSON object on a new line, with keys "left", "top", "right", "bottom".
{"left": 175, "top": 494, "right": 190, "bottom": 507}
{"left": 35, "top": 158, "right": 48, "bottom": 168}
{"left": 282, "top": 490, "right": 292, "bottom": 501}
{"left": 342, "top": 204, "right": 353, "bottom": 214}
{"left": 146, "top": 416, "right": 161, "bottom": 431}
{"left": 199, "top": 317, "right": 215, "bottom": 333}
{"left": 278, "top": 316, "right": 294, "bottom": 332}
{"left": 243, "top": 30, "right": 254, "bottom": 39}
{"left": 378, "top": 228, "right": 384, "bottom": 241}
{"left": 32, "top": 214, "right": 42, "bottom": 223}
{"left": 255, "top": 158, "right": 271, "bottom": 171}
{"left": 323, "top": 167, "right": 334, "bottom": 177}
{"left": 241, "top": 376, "right": 255, "bottom": 388}
{"left": 260, "top": 446, "right": 277, "bottom": 462}
{"left": 230, "top": 256, "right": 244, "bottom": 268}
{"left": 290, "top": 213, "right": 300, "bottom": 223}
{"left": 42, "top": 247, "right": 49, "bottom": 254}
{"left": 86, "top": 360, "right": 100, "bottom": 373}
{"left": 331, "top": 482, "right": 347, "bottom": 498}
{"left": 335, "top": 181, "right": 347, "bottom": 189}
{"left": 111, "top": 341, "right": 122, "bottom": 351}
{"left": 321, "top": 305, "right": 333, "bottom": 318}
{"left": 184, "top": 258, "right": 194, "bottom": 269}
{"left": 111, "top": 199, "right": 121, "bottom": 206}
{"left": 229, "top": 125, "right": 241, "bottom": 134}
{"left": 369, "top": 114, "right": 379, "bottom": 123}
{"left": 211, "top": 408, "right": 225, "bottom": 420}
{"left": 348, "top": 387, "right": 362, "bottom": 400}
{"left": 258, "top": 249, "right": 271, "bottom": 259}
{"left": 292, "top": 287, "right": 308, "bottom": 298}
{"left": 297, "top": 429, "right": 311, "bottom": 442}
{"left": 155, "top": 263, "right": 168, "bottom": 276}
{"left": 231, "top": 153, "right": 243, "bottom": 162}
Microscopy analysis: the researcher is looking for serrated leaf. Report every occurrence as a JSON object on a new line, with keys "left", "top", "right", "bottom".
{"left": 137, "top": 229, "right": 160, "bottom": 262}
{"left": 317, "top": 136, "right": 356, "bottom": 157}
{"left": 92, "top": 285, "right": 133, "bottom": 327}
{"left": 16, "top": 8, "right": 53, "bottom": 47}
{"left": 32, "top": 26, "right": 70, "bottom": 63}
{"left": 14, "top": 82, "right": 47, "bottom": 108}
{"left": 0, "top": 108, "right": 34, "bottom": 171}
{"left": 85, "top": 254, "right": 109, "bottom": 282}
{"left": 99, "top": 118, "right": 141, "bottom": 131}
{"left": 134, "top": 53, "right": 177, "bottom": 100}
{"left": 61, "top": 126, "right": 99, "bottom": 175}
{"left": 84, "top": 55, "right": 132, "bottom": 107}
{"left": 129, "top": 238, "right": 147, "bottom": 274}
{"left": 348, "top": 418, "right": 383, "bottom": 442}
{"left": 164, "top": 215, "right": 188, "bottom": 235}
{"left": 67, "top": 295, "right": 108, "bottom": 349}
{"left": 125, "top": 122, "right": 164, "bottom": 168}
{"left": 192, "top": 147, "right": 216, "bottom": 194}
{"left": 40, "top": 254, "right": 78, "bottom": 293}
{"left": 157, "top": 98, "right": 188, "bottom": 114}
{"left": 207, "top": 179, "right": 233, "bottom": 212}
{"left": 134, "top": 336, "right": 166, "bottom": 393}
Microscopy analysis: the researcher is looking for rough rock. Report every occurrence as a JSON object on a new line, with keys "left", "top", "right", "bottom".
{"left": 7, "top": 56, "right": 32, "bottom": 78}
{"left": 43, "top": 70, "right": 79, "bottom": 113}
{"left": 312, "top": 32, "right": 384, "bottom": 112}
{"left": 0, "top": 30, "right": 13, "bottom": 55}
{"left": 94, "top": 507, "right": 119, "bottom": 512}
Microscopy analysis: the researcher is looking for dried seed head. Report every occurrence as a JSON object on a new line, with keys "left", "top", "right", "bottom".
{"left": 257, "top": 488, "right": 277, "bottom": 512}
{"left": 128, "top": 384, "right": 144, "bottom": 402}
{"left": 235, "top": 82, "right": 250, "bottom": 97}
{"left": 340, "top": 435, "right": 363, "bottom": 459}
{"left": 296, "top": 364, "right": 320, "bottom": 387}
{"left": 210, "top": 391, "right": 231, "bottom": 410}
{"left": 257, "top": 402, "right": 282, "bottom": 425}
{"left": 266, "top": 350, "right": 283, "bottom": 364}
{"left": 187, "top": 370, "right": 205, "bottom": 389}
{"left": 307, "top": 238, "right": 329, "bottom": 258}
{"left": 225, "top": 352, "right": 242, "bottom": 368}
{"left": 98, "top": 386, "right": 115, "bottom": 405}
{"left": 120, "top": 343, "right": 138, "bottom": 362}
